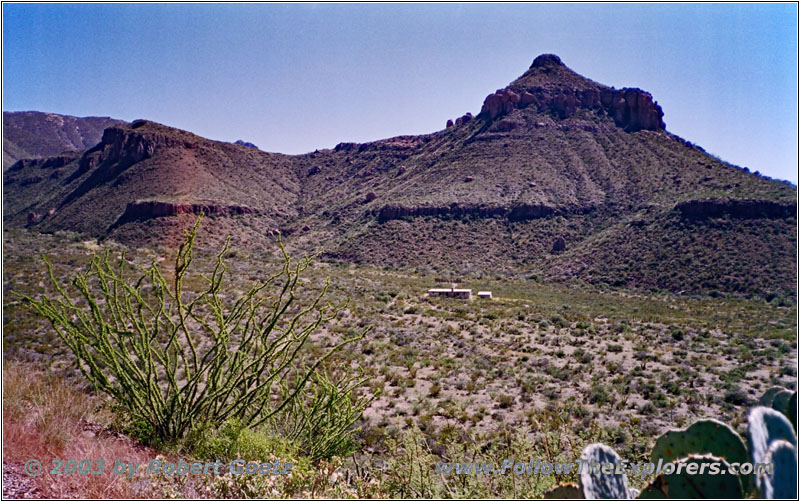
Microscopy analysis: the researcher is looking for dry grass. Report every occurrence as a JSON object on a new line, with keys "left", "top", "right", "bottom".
{"left": 3, "top": 362, "right": 153, "bottom": 498}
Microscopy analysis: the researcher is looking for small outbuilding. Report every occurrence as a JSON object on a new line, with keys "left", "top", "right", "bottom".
{"left": 477, "top": 291, "right": 493, "bottom": 299}
{"left": 428, "top": 288, "right": 453, "bottom": 298}
{"left": 427, "top": 287, "right": 473, "bottom": 299}
{"left": 452, "top": 288, "right": 472, "bottom": 299}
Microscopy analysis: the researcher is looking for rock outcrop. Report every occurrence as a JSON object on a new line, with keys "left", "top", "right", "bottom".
{"left": 477, "top": 55, "right": 665, "bottom": 132}
{"left": 115, "top": 200, "right": 260, "bottom": 225}
{"left": 78, "top": 122, "right": 183, "bottom": 173}
{"left": 455, "top": 113, "right": 473, "bottom": 126}
{"left": 9, "top": 151, "right": 82, "bottom": 172}
{"left": 3, "top": 111, "right": 126, "bottom": 168}
{"left": 334, "top": 142, "right": 358, "bottom": 152}
{"left": 479, "top": 85, "right": 665, "bottom": 132}
{"left": 26, "top": 211, "right": 42, "bottom": 226}
{"left": 376, "top": 202, "right": 592, "bottom": 223}
{"left": 377, "top": 204, "right": 506, "bottom": 222}
{"left": 604, "top": 88, "right": 665, "bottom": 132}
{"left": 234, "top": 140, "right": 259, "bottom": 149}
{"left": 676, "top": 199, "right": 796, "bottom": 220}
{"left": 481, "top": 89, "right": 521, "bottom": 121}
{"left": 530, "top": 54, "right": 566, "bottom": 68}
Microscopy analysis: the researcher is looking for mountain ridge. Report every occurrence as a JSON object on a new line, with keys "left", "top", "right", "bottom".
{"left": 3, "top": 111, "right": 127, "bottom": 169}
{"left": 4, "top": 55, "right": 796, "bottom": 296}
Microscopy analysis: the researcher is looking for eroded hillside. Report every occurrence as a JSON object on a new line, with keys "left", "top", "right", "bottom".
{"left": 4, "top": 55, "right": 796, "bottom": 295}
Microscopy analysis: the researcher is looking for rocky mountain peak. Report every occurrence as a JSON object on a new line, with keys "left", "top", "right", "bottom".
{"left": 530, "top": 53, "right": 565, "bottom": 69}
{"left": 473, "top": 54, "right": 666, "bottom": 132}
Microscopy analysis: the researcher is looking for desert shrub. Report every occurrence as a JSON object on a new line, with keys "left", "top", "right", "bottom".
{"left": 550, "top": 314, "right": 569, "bottom": 328}
{"left": 588, "top": 384, "right": 611, "bottom": 405}
{"left": 723, "top": 386, "right": 749, "bottom": 406}
{"left": 497, "top": 394, "right": 514, "bottom": 408}
{"left": 670, "top": 327, "right": 685, "bottom": 341}
{"left": 664, "top": 380, "right": 682, "bottom": 396}
{"left": 573, "top": 348, "right": 593, "bottom": 364}
{"left": 18, "top": 216, "right": 371, "bottom": 448}
{"left": 185, "top": 418, "right": 300, "bottom": 463}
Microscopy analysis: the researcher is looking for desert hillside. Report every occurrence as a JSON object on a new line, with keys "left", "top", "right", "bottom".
{"left": 3, "top": 111, "right": 126, "bottom": 169}
{"left": 4, "top": 55, "right": 796, "bottom": 296}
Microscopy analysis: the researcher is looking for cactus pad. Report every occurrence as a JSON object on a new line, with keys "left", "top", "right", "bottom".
{"left": 786, "top": 392, "right": 797, "bottom": 432}
{"left": 579, "top": 443, "right": 630, "bottom": 499}
{"left": 650, "top": 418, "right": 748, "bottom": 466}
{"left": 759, "top": 386, "right": 788, "bottom": 406}
{"left": 543, "top": 483, "right": 583, "bottom": 499}
{"left": 758, "top": 440, "right": 798, "bottom": 499}
{"left": 650, "top": 418, "right": 750, "bottom": 494}
{"left": 747, "top": 406, "right": 797, "bottom": 492}
{"left": 771, "top": 390, "right": 793, "bottom": 414}
{"left": 637, "top": 455, "right": 742, "bottom": 499}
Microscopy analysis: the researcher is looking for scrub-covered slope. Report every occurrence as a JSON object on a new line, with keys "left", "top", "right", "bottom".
{"left": 5, "top": 55, "right": 795, "bottom": 295}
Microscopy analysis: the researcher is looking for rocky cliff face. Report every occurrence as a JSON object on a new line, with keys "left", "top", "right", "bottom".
{"left": 478, "top": 54, "right": 665, "bottom": 132}
{"left": 77, "top": 121, "right": 192, "bottom": 173}
{"left": 676, "top": 199, "right": 796, "bottom": 220}
{"left": 376, "top": 202, "right": 593, "bottom": 223}
{"left": 8, "top": 151, "right": 82, "bottom": 172}
{"left": 479, "top": 85, "right": 665, "bottom": 132}
{"left": 115, "top": 200, "right": 260, "bottom": 225}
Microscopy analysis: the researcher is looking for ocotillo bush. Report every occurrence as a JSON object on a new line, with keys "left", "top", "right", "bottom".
{"left": 19, "top": 216, "right": 368, "bottom": 443}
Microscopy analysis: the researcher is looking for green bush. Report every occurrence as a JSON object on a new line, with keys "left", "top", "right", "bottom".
{"left": 185, "top": 418, "right": 300, "bottom": 462}
{"left": 271, "top": 369, "right": 376, "bottom": 461}
{"left": 18, "top": 216, "right": 370, "bottom": 446}
{"left": 589, "top": 384, "right": 611, "bottom": 405}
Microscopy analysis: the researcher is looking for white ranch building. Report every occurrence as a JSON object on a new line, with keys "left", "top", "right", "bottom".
{"left": 427, "top": 287, "right": 473, "bottom": 299}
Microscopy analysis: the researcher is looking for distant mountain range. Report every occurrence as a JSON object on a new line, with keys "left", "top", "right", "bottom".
{"left": 234, "top": 140, "right": 259, "bottom": 149}
{"left": 4, "top": 55, "right": 796, "bottom": 296}
{"left": 3, "top": 111, "right": 127, "bottom": 169}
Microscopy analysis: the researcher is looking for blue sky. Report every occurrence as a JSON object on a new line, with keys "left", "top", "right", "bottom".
{"left": 3, "top": 3, "right": 797, "bottom": 182}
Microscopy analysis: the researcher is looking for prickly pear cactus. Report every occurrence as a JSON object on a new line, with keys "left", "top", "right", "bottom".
{"left": 747, "top": 406, "right": 797, "bottom": 493}
{"left": 771, "top": 390, "right": 793, "bottom": 414}
{"left": 638, "top": 455, "right": 742, "bottom": 499}
{"left": 542, "top": 483, "right": 583, "bottom": 499}
{"left": 759, "top": 386, "right": 788, "bottom": 406}
{"left": 579, "top": 443, "right": 630, "bottom": 499}
{"left": 650, "top": 419, "right": 748, "bottom": 466}
{"left": 649, "top": 418, "right": 750, "bottom": 493}
{"left": 758, "top": 439, "right": 798, "bottom": 499}
{"left": 787, "top": 392, "right": 797, "bottom": 432}
{"left": 636, "top": 483, "right": 666, "bottom": 500}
